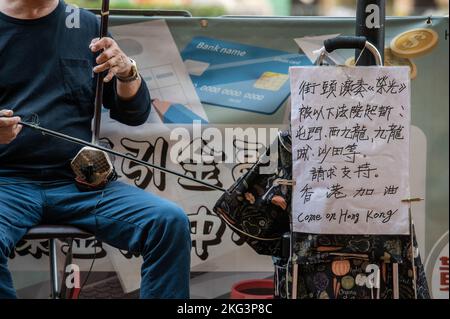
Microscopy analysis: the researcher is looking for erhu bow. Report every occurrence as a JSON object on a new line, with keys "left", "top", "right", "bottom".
{"left": 70, "top": 0, "right": 116, "bottom": 190}
{"left": 13, "top": 119, "right": 226, "bottom": 192}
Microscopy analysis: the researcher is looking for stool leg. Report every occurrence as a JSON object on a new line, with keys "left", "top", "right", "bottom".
{"left": 59, "top": 238, "right": 74, "bottom": 299}
{"left": 49, "top": 238, "right": 59, "bottom": 299}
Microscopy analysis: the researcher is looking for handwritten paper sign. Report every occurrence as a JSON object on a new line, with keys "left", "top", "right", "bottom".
{"left": 290, "top": 66, "right": 410, "bottom": 235}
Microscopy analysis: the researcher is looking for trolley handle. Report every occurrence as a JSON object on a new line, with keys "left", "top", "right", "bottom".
{"left": 316, "top": 36, "right": 383, "bottom": 66}
{"left": 324, "top": 36, "right": 366, "bottom": 53}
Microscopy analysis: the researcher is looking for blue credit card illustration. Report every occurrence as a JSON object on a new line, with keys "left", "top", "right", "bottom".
{"left": 181, "top": 36, "right": 312, "bottom": 115}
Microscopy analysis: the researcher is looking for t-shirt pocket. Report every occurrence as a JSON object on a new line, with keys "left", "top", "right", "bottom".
{"left": 60, "top": 57, "right": 94, "bottom": 107}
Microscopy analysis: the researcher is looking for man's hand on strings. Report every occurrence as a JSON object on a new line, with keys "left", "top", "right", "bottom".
{"left": 90, "top": 37, "right": 141, "bottom": 100}
{"left": 90, "top": 37, "right": 133, "bottom": 83}
{"left": 0, "top": 110, "right": 22, "bottom": 145}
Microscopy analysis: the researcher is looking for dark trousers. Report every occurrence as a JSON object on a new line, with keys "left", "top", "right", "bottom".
{"left": 0, "top": 177, "right": 191, "bottom": 299}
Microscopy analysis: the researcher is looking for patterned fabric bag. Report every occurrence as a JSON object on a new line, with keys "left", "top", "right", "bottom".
{"left": 274, "top": 230, "right": 430, "bottom": 299}
{"left": 213, "top": 130, "right": 293, "bottom": 256}
{"left": 215, "top": 128, "right": 430, "bottom": 298}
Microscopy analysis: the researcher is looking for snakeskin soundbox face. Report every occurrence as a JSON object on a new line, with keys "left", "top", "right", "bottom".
{"left": 71, "top": 147, "right": 114, "bottom": 188}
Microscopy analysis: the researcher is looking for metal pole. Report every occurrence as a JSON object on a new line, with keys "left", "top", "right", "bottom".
{"left": 59, "top": 238, "right": 74, "bottom": 299}
{"left": 49, "top": 239, "right": 59, "bottom": 299}
{"left": 355, "top": 0, "right": 385, "bottom": 66}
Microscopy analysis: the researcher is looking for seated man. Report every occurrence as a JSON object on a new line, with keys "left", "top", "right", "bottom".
{"left": 0, "top": 0, "right": 191, "bottom": 299}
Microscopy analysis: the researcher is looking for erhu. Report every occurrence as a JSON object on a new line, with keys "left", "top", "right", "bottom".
{"left": 70, "top": 0, "right": 115, "bottom": 191}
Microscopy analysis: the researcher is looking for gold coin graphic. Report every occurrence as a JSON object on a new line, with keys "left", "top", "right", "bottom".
{"left": 384, "top": 48, "right": 417, "bottom": 80}
{"left": 345, "top": 48, "right": 417, "bottom": 80}
{"left": 345, "top": 57, "right": 356, "bottom": 67}
{"left": 390, "top": 28, "right": 439, "bottom": 59}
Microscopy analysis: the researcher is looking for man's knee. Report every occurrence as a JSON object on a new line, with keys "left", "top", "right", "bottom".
{"left": 159, "top": 203, "right": 190, "bottom": 234}
{"left": 141, "top": 201, "right": 191, "bottom": 243}
{"left": 140, "top": 202, "right": 191, "bottom": 254}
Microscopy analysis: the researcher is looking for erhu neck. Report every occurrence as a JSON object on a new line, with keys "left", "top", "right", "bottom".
{"left": 92, "top": 0, "right": 110, "bottom": 144}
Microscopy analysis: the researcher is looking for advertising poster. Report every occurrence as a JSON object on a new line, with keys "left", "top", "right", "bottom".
{"left": 8, "top": 16, "right": 448, "bottom": 299}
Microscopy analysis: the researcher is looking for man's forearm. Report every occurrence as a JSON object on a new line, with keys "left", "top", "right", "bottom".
{"left": 91, "top": 37, "right": 150, "bottom": 123}
{"left": 116, "top": 76, "right": 142, "bottom": 100}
